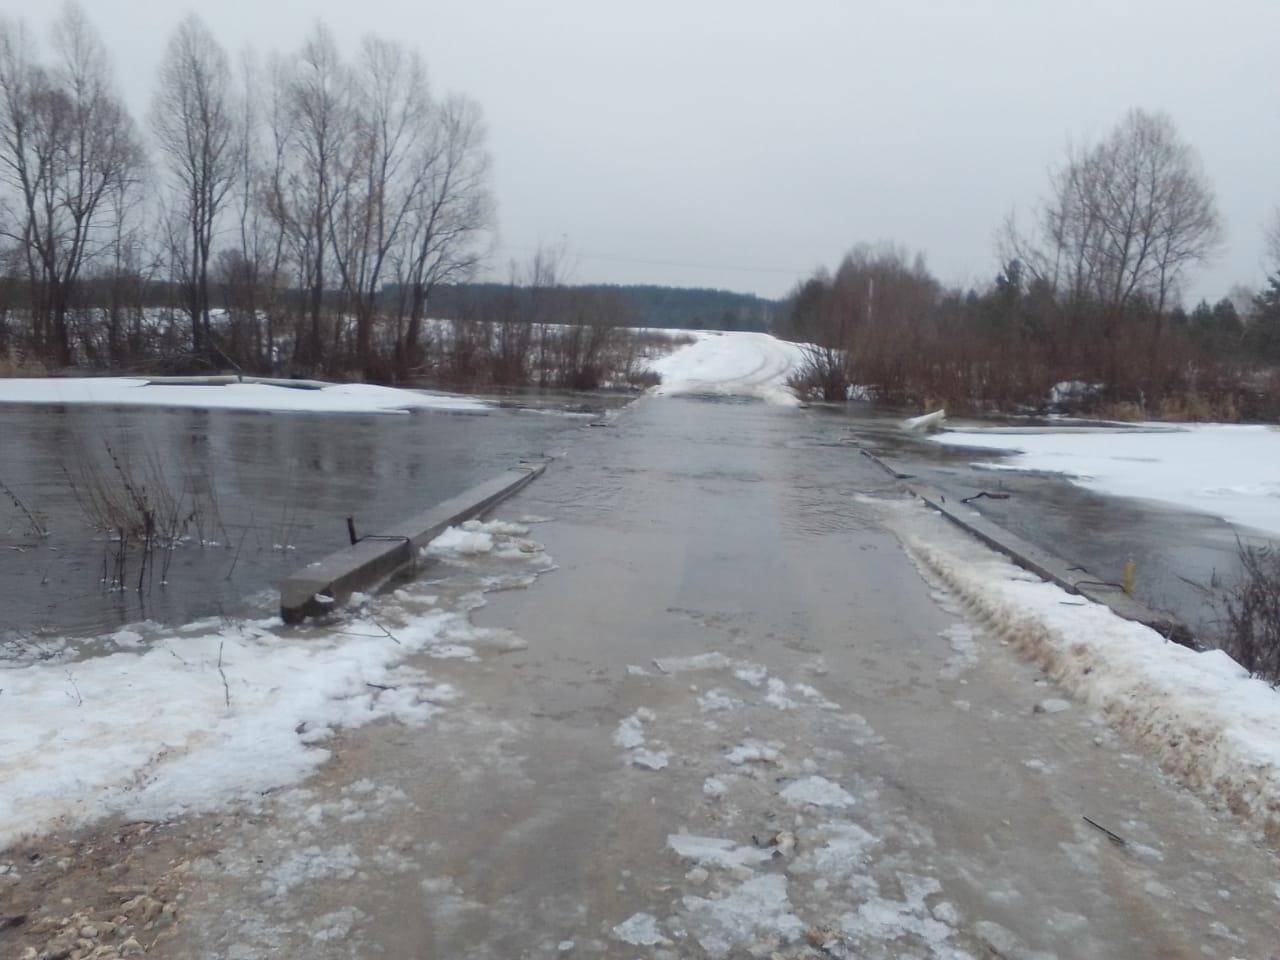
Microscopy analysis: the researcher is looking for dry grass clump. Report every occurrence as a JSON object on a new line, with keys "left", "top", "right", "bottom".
{"left": 1216, "top": 540, "right": 1280, "bottom": 685}
{"left": 64, "top": 441, "right": 225, "bottom": 593}
{"left": 0, "top": 351, "right": 49, "bottom": 377}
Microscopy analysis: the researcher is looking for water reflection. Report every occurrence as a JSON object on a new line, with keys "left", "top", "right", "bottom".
{"left": 0, "top": 404, "right": 582, "bottom": 639}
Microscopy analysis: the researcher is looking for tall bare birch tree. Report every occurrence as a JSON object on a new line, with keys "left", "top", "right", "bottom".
{"left": 151, "top": 13, "right": 238, "bottom": 360}
{"left": 0, "top": 4, "right": 143, "bottom": 365}
{"left": 1003, "top": 109, "right": 1221, "bottom": 381}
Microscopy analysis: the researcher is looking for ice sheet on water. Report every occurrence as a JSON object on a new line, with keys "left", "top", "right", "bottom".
{"left": 666, "top": 833, "right": 775, "bottom": 871}
{"left": 698, "top": 687, "right": 742, "bottom": 712}
{"left": 838, "top": 874, "right": 963, "bottom": 955}
{"left": 310, "top": 907, "right": 365, "bottom": 943}
{"left": 654, "top": 651, "right": 734, "bottom": 674}
{"left": 680, "top": 874, "right": 805, "bottom": 958}
{"left": 631, "top": 749, "right": 670, "bottom": 770}
{"left": 733, "top": 663, "right": 768, "bottom": 687}
{"left": 613, "top": 708, "right": 670, "bottom": 770}
{"left": 932, "top": 422, "right": 1280, "bottom": 537}
{"left": 613, "top": 713, "right": 648, "bottom": 749}
{"left": 789, "top": 822, "right": 880, "bottom": 883}
{"left": 726, "top": 741, "right": 782, "bottom": 765}
{"left": 703, "top": 776, "right": 728, "bottom": 798}
{"left": 939, "top": 623, "right": 978, "bottom": 679}
{"left": 611, "top": 912, "right": 665, "bottom": 946}
{"left": 264, "top": 844, "right": 361, "bottom": 898}
{"left": 780, "top": 776, "right": 856, "bottom": 809}
{"left": 462, "top": 518, "right": 531, "bottom": 537}
{"left": 426, "top": 527, "right": 495, "bottom": 556}
{"left": 765, "top": 677, "right": 798, "bottom": 709}
{"left": 0, "top": 376, "right": 494, "bottom": 414}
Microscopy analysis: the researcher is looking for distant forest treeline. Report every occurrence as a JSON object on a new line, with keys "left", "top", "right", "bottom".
{"left": 415, "top": 284, "right": 777, "bottom": 332}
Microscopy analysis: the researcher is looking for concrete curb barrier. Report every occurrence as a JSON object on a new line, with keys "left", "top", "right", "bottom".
{"left": 279, "top": 461, "right": 548, "bottom": 624}
{"left": 860, "top": 449, "right": 1197, "bottom": 647}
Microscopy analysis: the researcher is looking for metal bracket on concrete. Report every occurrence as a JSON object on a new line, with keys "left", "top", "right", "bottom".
{"left": 279, "top": 461, "right": 548, "bottom": 624}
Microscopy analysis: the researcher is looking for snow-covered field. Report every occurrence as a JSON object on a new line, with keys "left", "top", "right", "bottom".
{"left": 0, "top": 520, "right": 552, "bottom": 849}
{"left": 644, "top": 330, "right": 807, "bottom": 406}
{"left": 0, "top": 329, "right": 811, "bottom": 414}
{"left": 0, "top": 377, "right": 492, "bottom": 415}
{"left": 934, "top": 424, "right": 1280, "bottom": 538}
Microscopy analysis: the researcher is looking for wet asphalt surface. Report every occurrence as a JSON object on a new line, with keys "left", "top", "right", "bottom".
{"left": 147, "top": 396, "right": 1280, "bottom": 960}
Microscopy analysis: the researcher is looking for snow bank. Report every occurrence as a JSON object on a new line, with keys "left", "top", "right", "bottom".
{"left": 0, "top": 377, "right": 491, "bottom": 415}
{"left": 0, "top": 520, "right": 544, "bottom": 849}
{"left": 933, "top": 423, "right": 1280, "bottom": 537}
{"left": 644, "top": 331, "right": 807, "bottom": 406}
{"left": 893, "top": 503, "right": 1280, "bottom": 840}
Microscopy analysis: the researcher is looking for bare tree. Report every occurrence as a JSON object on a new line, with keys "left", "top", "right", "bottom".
{"left": 1003, "top": 109, "right": 1221, "bottom": 381}
{"left": 394, "top": 93, "right": 493, "bottom": 376}
{"left": 329, "top": 36, "right": 431, "bottom": 376}
{"left": 0, "top": 14, "right": 494, "bottom": 377}
{"left": 281, "top": 22, "right": 352, "bottom": 372}
{"left": 0, "top": 4, "right": 145, "bottom": 366}
{"left": 150, "top": 13, "right": 239, "bottom": 361}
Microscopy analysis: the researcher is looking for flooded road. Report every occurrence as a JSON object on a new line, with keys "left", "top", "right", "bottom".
{"left": 150, "top": 396, "right": 1280, "bottom": 960}
{"left": 0, "top": 402, "right": 585, "bottom": 643}
{"left": 806, "top": 408, "right": 1247, "bottom": 640}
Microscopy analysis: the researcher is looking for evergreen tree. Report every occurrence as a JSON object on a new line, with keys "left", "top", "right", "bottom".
{"left": 1247, "top": 278, "right": 1280, "bottom": 363}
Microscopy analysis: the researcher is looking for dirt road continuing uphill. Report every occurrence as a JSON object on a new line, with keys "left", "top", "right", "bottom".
{"left": 24, "top": 396, "right": 1280, "bottom": 960}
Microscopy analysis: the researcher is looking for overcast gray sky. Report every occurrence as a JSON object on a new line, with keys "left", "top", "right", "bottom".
{"left": 15, "top": 0, "right": 1280, "bottom": 301}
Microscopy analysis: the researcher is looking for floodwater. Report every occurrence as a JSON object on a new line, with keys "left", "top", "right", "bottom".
{"left": 0, "top": 394, "right": 1246, "bottom": 650}
{"left": 0, "top": 400, "right": 589, "bottom": 644}
{"left": 808, "top": 406, "right": 1247, "bottom": 640}
{"left": 159, "top": 394, "right": 1280, "bottom": 960}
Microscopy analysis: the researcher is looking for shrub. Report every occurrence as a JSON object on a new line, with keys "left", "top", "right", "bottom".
{"left": 1216, "top": 539, "right": 1280, "bottom": 684}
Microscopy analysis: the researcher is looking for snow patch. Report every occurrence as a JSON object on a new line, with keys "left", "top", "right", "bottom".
{"left": 644, "top": 330, "right": 808, "bottom": 406}
{"left": 0, "top": 526, "right": 554, "bottom": 847}
{"left": 0, "top": 376, "right": 491, "bottom": 415}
